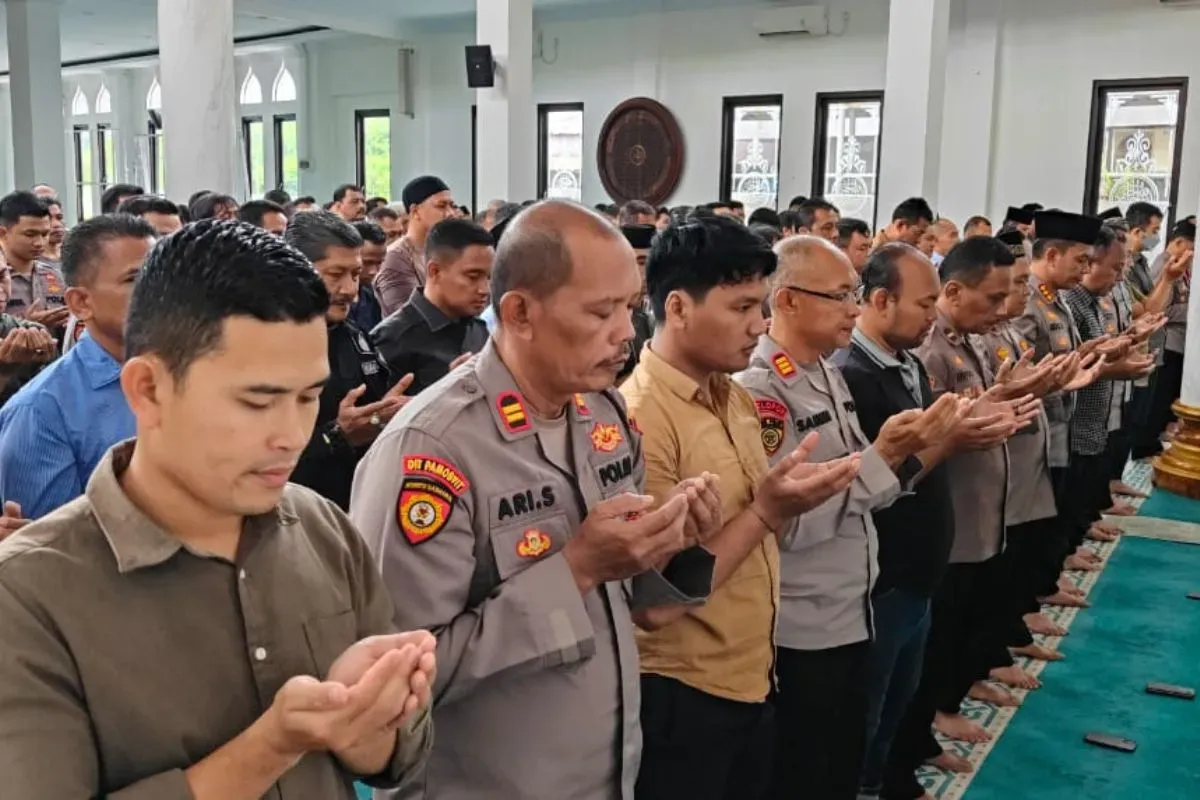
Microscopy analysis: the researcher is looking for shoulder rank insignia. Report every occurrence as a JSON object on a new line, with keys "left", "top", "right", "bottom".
{"left": 590, "top": 422, "right": 623, "bottom": 453}
{"left": 517, "top": 528, "right": 552, "bottom": 559}
{"left": 755, "top": 398, "right": 788, "bottom": 457}
{"left": 397, "top": 455, "right": 470, "bottom": 546}
{"left": 1038, "top": 283, "right": 1057, "bottom": 304}
{"left": 771, "top": 352, "right": 797, "bottom": 378}
{"left": 496, "top": 391, "right": 532, "bottom": 433}
{"left": 573, "top": 394, "right": 591, "bottom": 417}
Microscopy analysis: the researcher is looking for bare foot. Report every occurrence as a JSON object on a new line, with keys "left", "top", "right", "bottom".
{"left": 1087, "top": 526, "right": 1119, "bottom": 542}
{"left": 1094, "top": 520, "right": 1123, "bottom": 536}
{"left": 1111, "top": 480, "right": 1149, "bottom": 499}
{"left": 1105, "top": 501, "right": 1137, "bottom": 516}
{"left": 927, "top": 749, "right": 975, "bottom": 774}
{"left": 990, "top": 664, "right": 1042, "bottom": 689}
{"left": 934, "top": 711, "right": 993, "bottom": 743}
{"left": 1041, "top": 590, "right": 1090, "bottom": 608}
{"left": 969, "top": 681, "right": 1022, "bottom": 706}
{"left": 1065, "top": 553, "right": 1101, "bottom": 571}
{"left": 1025, "top": 612, "right": 1068, "bottom": 636}
{"left": 1075, "top": 546, "right": 1103, "bottom": 561}
{"left": 1011, "top": 643, "right": 1064, "bottom": 661}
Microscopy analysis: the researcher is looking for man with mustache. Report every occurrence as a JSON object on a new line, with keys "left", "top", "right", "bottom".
{"left": 285, "top": 210, "right": 412, "bottom": 510}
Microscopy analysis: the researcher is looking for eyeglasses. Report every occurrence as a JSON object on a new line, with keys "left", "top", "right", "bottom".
{"left": 783, "top": 284, "right": 864, "bottom": 306}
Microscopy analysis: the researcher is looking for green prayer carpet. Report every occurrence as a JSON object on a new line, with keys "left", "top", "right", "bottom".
{"left": 1137, "top": 485, "right": 1200, "bottom": 524}
{"left": 966, "top": 537, "right": 1200, "bottom": 799}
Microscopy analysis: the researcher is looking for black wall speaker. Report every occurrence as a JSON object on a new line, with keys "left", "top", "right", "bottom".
{"left": 465, "top": 45, "right": 495, "bottom": 89}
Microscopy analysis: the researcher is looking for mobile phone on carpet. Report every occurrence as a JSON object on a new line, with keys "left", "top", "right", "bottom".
{"left": 1084, "top": 733, "right": 1136, "bottom": 753}
{"left": 1146, "top": 682, "right": 1196, "bottom": 700}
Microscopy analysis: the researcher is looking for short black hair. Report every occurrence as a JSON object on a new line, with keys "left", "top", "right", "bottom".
{"left": 938, "top": 236, "right": 1015, "bottom": 286}
{"left": 645, "top": 215, "right": 777, "bottom": 321}
{"left": 264, "top": 189, "right": 292, "bottom": 206}
{"left": 748, "top": 208, "right": 781, "bottom": 227}
{"left": 749, "top": 223, "right": 783, "bottom": 246}
{"left": 708, "top": 201, "right": 731, "bottom": 211}
{"left": 191, "top": 193, "right": 237, "bottom": 221}
{"left": 1168, "top": 219, "right": 1196, "bottom": 244}
{"left": 283, "top": 208, "right": 363, "bottom": 264}
{"left": 368, "top": 205, "right": 399, "bottom": 223}
{"left": 237, "top": 199, "right": 289, "bottom": 228}
{"left": 426, "top": 218, "right": 494, "bottom": 263}
{"left": 101, "top": 184, "right": 145, "bottom": 214}
{"left": 892, "top": 197, "right": 935, "bottom": 226}
{"left": 43, "top": 197, "right": 62, "bottom": 210}
{"left": 788, "top": 195, "right": 809, "bottom": 210}
{"left": 61, "top": 213, "right": 156, "bottom": 287}
{"left": 1093, "top": 224, "right": 1121, "bottom": 257}
{"left": 797, "top": 199, "right": 840, "bottom": 230}
{"left": 728, "top": 200, "right": 744, "bottom": 211}
{"left": 777, "top": 210, "right": 803, "bottom": 231}
{"left": 619, "top": 200, "right": 656, "bottom": 225}
{"left": 861, "top": 242, "right": 920, "bottom": 297}
{"left": 176, "top": 203, "right": 192, "bottom": 224}
{"left": 366, "top": 196, "right": 389, "bottom": 212}
{"left": 836, "top": 217, "right": 871, "bottom": 247}
{"left": 294, "top": 196, "right": 317, "bottom": 206}
{"left": 0, "top": 191, "right": 49, "bottom": 226}
{"left": 963, "top": 215, "right": 991, "bottom": 232}
{"left": 117, "top": 195, "right": 182, "bottom": 219}
{"left": 125, "top": 219, "right": 328, "bottom": 380}
{"left": 188, "top": 190, "right": 214, "bottom": 207}
{"left": 353, "top": 220, "right": 388, "bottom": 246}
{"left": 332, "top": 184, "right": 363, "bottom": 203}
{"left": 1125, "top": 202, "right": 1164, "bottom": 230}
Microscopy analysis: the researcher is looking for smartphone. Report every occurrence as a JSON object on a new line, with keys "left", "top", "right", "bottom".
{"left": 1146, "top": 682, "right": 1196, "bottom": 700}
{"left": 1084, "top": 732, "right": 1137, "bottom": 753}
{"left": 1187, "top": 592, "right": 1200, "bottom": 601}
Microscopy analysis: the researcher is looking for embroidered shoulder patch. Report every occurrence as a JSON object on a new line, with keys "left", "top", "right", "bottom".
{"left": 771, "top": 352, "right": 797, "bottom": 378}
{"left": 396, "top": 455, "right": 470, "bottom": 546}
{"left": 497, "top": 391, "right": 532, "bottom": 433}
{"left": 755, "top": 398, "right": 788, "bottom": 457}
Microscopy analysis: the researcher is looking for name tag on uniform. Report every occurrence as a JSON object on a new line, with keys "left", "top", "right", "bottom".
{"left": 796, "top": 410, "right": 833, "bottom": 433}
{"left": 595, "top": 453, "right": 634, "bottom": 489}
{"left": 492, "top": 485, "right": 558, "bottom": 523}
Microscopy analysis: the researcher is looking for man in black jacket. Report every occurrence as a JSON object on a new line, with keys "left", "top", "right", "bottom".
{"left": 284, "top": 210, "right": 411, "bottom": 508}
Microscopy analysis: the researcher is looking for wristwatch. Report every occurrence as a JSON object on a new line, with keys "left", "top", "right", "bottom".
{"left": 321, "top": 420, "right": 353, "bottom": 454}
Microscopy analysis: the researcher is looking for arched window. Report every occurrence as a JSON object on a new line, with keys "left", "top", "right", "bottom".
{"left": 146, "top": 78, "right": 161, "bottom": 110}
{"left": 95, "top": 84, "right": 112, "bottom": 114}
{"left": 240, "top": 69, "right": 263, "bottom": 105}
{"left": 71, "top": 86, "right": 89, "bottom": 116}
{"left": 272, "top": 64, "right": 297, "bottom": 103}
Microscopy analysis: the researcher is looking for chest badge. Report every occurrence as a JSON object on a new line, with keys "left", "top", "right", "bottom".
{"left": 771, "top": 352, "right": 796, "bottom": 378}
{"left": 996, "top": 345, "right": 1011, "bottom": 362}
{"left": 590, "top": 422, "right": 624, "bottom": 452}
{"left": 517, "top": 529, "right": 552, "bottom": 559}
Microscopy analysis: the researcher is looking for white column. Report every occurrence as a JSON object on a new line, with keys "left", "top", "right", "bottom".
{"left": 157, "top": 0, "right": 237, "bottom": 199}
{"left": 1182, "top": 268, "right": 1200, "bottom": 406}
{"left": 475, "top": 0, "right": 535, "bottom": 204}
{"left": 876, "top": 0, "right": 951, "bottom": 227}
{"left": 937, "top": 0, "right": 1002, "bottom": 223}
{"left": 6, "top": 0, "right": 67, "bottom": 194}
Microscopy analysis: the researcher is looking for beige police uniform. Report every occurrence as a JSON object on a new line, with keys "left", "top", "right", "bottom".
{"left": 917, "top": 311, "right": 1009, "bottom": 563}
{"left": 736, "top": 335, "right": 904, "bottom": 650}
{"left": 350, "top": 339, "right": 714, "bottom": 800}
{"left": 980, "top": 323, "right": 1056, "bottom": 526}
{"left": 1013, "top": 281, "right": 1080, "bottom": 468}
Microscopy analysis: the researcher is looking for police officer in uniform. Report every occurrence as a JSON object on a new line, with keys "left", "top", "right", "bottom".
{"left": 285, "top": 210, "right": 413, "bottom": 509}
{"left": 617, "top": 224, "right": 656, "bottom": 383}
{"left": 735, "top": 236, "right": 963, "bottom": 799}
{"left": 351, "top": 201, "right": 718, "bottom": 800}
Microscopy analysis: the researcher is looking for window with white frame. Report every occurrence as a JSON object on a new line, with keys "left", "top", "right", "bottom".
{"left": 720, "top": 95, "right": 783, "bottom": 214}
{"left": 146, "top": 78, "right": 164, "bottom": 194}
{"left": 813, "top": 92, "right": 883, "bottom": 222}
{"left": 537, "top": 104, "right": 584, "bottom": 202}
{"left": 272, "top": 65, "right": 297, "bottom": 103}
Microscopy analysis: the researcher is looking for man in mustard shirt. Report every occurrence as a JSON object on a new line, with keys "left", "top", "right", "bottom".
{"left": 621, "top": 216, "right": 863, "bottom": 800}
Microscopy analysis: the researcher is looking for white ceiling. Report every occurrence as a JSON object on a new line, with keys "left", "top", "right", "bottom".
{"left": 0, "top": 0, "right": 766, "bottom": 72}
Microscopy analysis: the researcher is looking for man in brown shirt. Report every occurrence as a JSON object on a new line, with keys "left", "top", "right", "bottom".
{"left": 376, "top": 176, "right": 456, "bottom": 315}
{"left": 0, "top": 220, "right": 432, "bottom": 799}
{"left": 622, "top": 216, "right": 862, "bottom": 800}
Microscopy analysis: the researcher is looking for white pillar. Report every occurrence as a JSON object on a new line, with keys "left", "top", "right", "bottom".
{"left": 157, "top": 0, "right": 237, "bottom": 199}
{"left": 937, "top": 0, "right": 1002, "bottom": 224}
{"left": 6, "top": 0, "right": 67, "bottom": 194}
{"left": 475, "top": 0, "right": 535, "bottom": 204}
{"left": 876, "top": 0, "right": 951, "bottom": 227}
{"left": 1182, "top": 268, "right": 1200, "bottom": 406}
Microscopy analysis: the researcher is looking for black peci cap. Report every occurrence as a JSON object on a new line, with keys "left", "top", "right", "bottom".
{"left": 995, "top": 229, "right": 1027, "bottom": 258}
{"left": 1034, "top": 210, "right": 1103, "bottom": 245}
{"left": 1005, "top": 206, "right": 1036, "bottom": 225}
{"left": 621, "top": 224, "right": 656, "bottom": 250}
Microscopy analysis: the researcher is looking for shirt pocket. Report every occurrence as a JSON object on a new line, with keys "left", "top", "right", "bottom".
{"left": 302, "top": 608, "right": 357, "bottom": 679}
{"left": 490, "top": 512, "right": 572, "bottom": 581}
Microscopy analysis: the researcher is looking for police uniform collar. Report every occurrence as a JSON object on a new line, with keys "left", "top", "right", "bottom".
{"left": 1035, "top": 280, "right": 1060, "bottom": 306}
{"left": 472, "top": 339, "right": 591, "bottom": 440}
{"left": 934, "top": 308, "right": 964, "bottom": 345}
{"left": 752, "top": 334, "right": 801, "bottom": 384}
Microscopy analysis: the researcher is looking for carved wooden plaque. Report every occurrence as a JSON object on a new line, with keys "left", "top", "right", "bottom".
{"left": 597, "top": 97, "right": 685, "bottom": 206}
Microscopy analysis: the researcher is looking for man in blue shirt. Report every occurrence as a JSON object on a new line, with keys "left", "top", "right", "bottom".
{"left": 0, "top": 214, "right": 156, "bottom": 518}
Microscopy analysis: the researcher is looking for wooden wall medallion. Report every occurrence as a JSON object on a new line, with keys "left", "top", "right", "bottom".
{"left": 596, "top": 97, "right": 685, "bottom": 206}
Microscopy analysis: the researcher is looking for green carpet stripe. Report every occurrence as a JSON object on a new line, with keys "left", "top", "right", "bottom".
{"left": 965, "top": 537, "right": 1200, "bottom": 799}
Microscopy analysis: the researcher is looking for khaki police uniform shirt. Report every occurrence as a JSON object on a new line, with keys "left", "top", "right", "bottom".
{"left": 1013, "top": 280, "right": 1080, "bottom": 468}
{"left": 917, "top": 310, "right": 1009, "bottom": 563}
{"left": 351, "top": 339, "right": 714, "bottom": 800}
{"left": 736, "top": 335, "right": 903, "bottom": 651}
{"left": 5, "top": 260, "right": 66, "bottom": 319}
{"left": 980, "top": 323, "right": 1057, "bottom": 526}
{"left": 0, "top": 441, "right": 430, "bottom": 799}
{"left": 620, "top": 344, "right": 779, "bottom": 703}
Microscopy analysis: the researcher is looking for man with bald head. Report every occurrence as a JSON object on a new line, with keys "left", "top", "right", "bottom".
{"left": 929, "top": 218, "right": 960, "bottom": 266}
{"left": 351, "top": 200, "right": 721, "bottom": 799}
{"left": 737, "top": 236, "right": 963, "bottom": 799}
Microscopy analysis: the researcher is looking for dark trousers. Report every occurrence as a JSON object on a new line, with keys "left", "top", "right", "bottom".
{"left": 1001, "top": 519, "right": 1057, "bottom": 645}
{"left": 636, "top": 675, "right": 774, "bottom": 800}
{"left": 860, "top": 588, "right": 931, "bottom": 796}
{"left": 770, "top": 640, "right": 871, "bottom": 800}
{"left": 1145, "top": 350, "right": 1184, "bottom": 451}
{"left": 1130, "top": 377, "right": 1163, "bottom": 460}
{"left": 887, "top": 557, "right": 1008, "bottom": 798}
{"left": 1061, "top": 453, "right": 1110, "bottom": 551}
